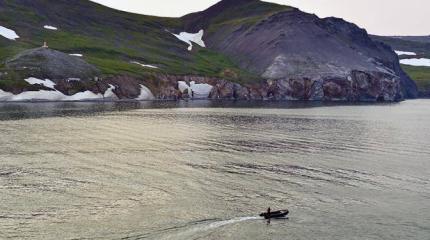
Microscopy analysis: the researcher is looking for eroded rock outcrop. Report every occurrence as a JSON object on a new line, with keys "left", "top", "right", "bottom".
{"left": 182, "top": 0, "right": 418, "bottom": 100}
{"left": 5, "top": 47, "right": 100, "bottom": 81}
{"left": 144, "top": 72, "right": 402, "bottom": 102}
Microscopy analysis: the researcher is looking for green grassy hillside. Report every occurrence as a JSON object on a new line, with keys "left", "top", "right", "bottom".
{"left": 1, "top": 0, "right": 423, "bottom": 99}
{"left": 371, "top": 35, "right": 430, "bottom": 58}
{"left": 401, "top": 65, "right": 430, "bottom": 93}
{"left": 0, "top": 0, "right": 255, "bottom": 82}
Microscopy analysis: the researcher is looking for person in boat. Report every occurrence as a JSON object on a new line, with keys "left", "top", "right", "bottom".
{"left": 261, "top": 208, "right": 289, "bottom": 219}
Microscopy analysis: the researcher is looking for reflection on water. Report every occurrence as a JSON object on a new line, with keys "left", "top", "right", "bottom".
{"left": 0, "top": 100, "right": 394, "bottom": 120}
{"left": 0, "top": 100, "right": 429, "bottom": 240}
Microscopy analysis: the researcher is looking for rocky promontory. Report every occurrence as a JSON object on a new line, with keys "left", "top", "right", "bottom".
{"left": 0, "top": 0, "right": 420, "bottom": 102}
{"left": 0, "top": 46, "right": 412, "bottom": 102}
{"left": 183, "top": 1, "right": 417, "bottom": 99}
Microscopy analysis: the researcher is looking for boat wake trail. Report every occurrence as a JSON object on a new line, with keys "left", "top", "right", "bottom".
{"left": 157, "top": 216, "right": 261, "bottom": 240}
{"left": 198, "top": 216, "right": 261, "bottom": 231}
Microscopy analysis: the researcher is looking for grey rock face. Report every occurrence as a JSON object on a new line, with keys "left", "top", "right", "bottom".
{"left": 147, "top": 72, "right": 401, "bottom": 102}
{"left": 5, "top": 47, "right": 100, "bottom": 81}
{"left": 184, "top": 1, "right": 418, "bottom": 100}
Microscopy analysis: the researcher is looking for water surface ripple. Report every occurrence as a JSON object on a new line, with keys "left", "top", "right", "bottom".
{"left": 0, "top": 100, "right": 429, "bottom": 239}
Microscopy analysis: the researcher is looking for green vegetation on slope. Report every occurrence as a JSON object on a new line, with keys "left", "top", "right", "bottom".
{"left": 206, "top": 1, "right": 292, "bottom": 35}
{"left": 372, "top": 35, "right": 430, "bottom": 58}
{"left": 401, "top": 65, "right": 430, "bottom": 92}
{"left": 0, "top": 0, "right": 255, "bottom": 85}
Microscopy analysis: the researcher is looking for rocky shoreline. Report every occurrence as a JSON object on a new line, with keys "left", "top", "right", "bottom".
{"left": 0, "top": 71, "right": 405, "bottom": 102}
{"left": 0, "top": 47, "right": 406, "bottom": 102}
{"left": 0, "top": 1, "right": 420, "bottom": 103}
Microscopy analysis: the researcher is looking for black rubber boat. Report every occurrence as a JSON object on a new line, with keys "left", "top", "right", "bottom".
{"left": 259, "top": 210, "right": 289, "bottom": 219}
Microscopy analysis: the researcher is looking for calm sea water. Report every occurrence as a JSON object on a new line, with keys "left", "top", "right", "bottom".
{"left": 0, "top": 100, "right": 429, "bottom": 240}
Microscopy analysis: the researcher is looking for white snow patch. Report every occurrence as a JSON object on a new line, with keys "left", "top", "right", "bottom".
{"left": 44, "top": 25, "right": 58, "bottom": 31}
{"left": 0, "top": 85, "right": 118, "bottom": 102}
{"left": 103, "top": 84, "right": 117, "bottom": 99}
{"left": 131, "top": 61, "right": 159, "bottom": 69}
{"left": 0, "top": 25, "right": 19, "bottom": 40}
{"left": 6, "top": 90, "right": 66, "bottom": 101}
{"left": 64, "top": 91, "right": 104, "bottom": 101}
{"left": 135, "top": 85, "right": 154, "bottom": 100}
{"left": 178, "top": 81, "right": 190, "bottom": 93}
{"left": 400, "top": 58, "right": 430, "bottom": 67}
{"left": 395, "top": 50, "right": 417, "bottom": 56}
{"left": 0, "top": 90, "right": 14, "bottom": 101}
{"left": 69, "top": 54, "right": 83, "bottom": 57}
{"left": 190, "top": 81, "right": 213, "bottom": 98}
{"left": 172, "top": 30, "right": 206, "bottom": 51}
{"left": 178, "top": 81, "right": 213, "bottom": 99}
{"left": 25, "top": 77, "right": 56, "bottom": 89}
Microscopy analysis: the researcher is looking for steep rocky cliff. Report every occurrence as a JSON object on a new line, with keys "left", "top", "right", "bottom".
{"left": 183, "top": 0, "right": 417, "bottom": 100}
{"left": 0, "top": 0, "right": 419, "bottom": 101}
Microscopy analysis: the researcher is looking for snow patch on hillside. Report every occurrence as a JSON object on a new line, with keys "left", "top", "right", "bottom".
{"left": 0, "top": 90, "right": 14, "bottom": 101}
{"left": 69, "top": 54, "right": 83, "bottom": 57}
{"left": 0, "top": 84, "right": 118, "bottom": 102}
{"left": 103, "top": 85, "right": 117, "bottom": 99}
{"left": 25, "top": 77, "right": 56, "bottom": 89}
{"left": 0, "top": 90, "right": 64, "bottom": 101}
{"left": 172, "top": 30, "right": 206, "bottom": 51}
{"left": 131, "top": 61, "right": 159, "bottom": 69}
{"left": 44, "top": 25, "right": 58, "bottom": 30}
{"left": 400, "top": 58, "right": 430, "bottom": 67}
{"left": 178, "top": 81, "right": 213, "bottom": 99}
{"left": 190, "top": 81, "right": 213, "bottom": 98}
{"left": 0, "top": 25, "right": 19, "bottom": 40}
{"left": 178, "top": 81, "right": 190, "bottom": 93}
{"left": 136, "top": 85, "right": 155, "bottom": 100}
{"left": 395, "top": 50, "right": 417, "bottom": 56}
{"left": 61, "top": 91, "right": 103, "bottom": 101}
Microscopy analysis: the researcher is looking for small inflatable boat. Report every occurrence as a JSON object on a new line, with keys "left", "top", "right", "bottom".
{"left": 259, "top": 210, "right": 289, "bottom": 219}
